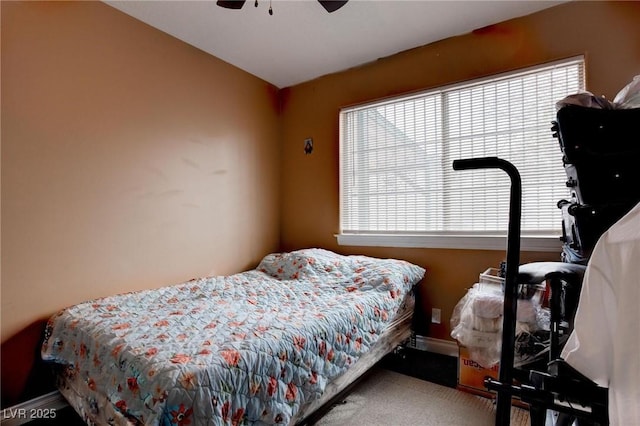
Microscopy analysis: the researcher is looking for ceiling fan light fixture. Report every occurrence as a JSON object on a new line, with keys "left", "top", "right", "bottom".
{"left": 318, "top": 0, "right": 349, "bottom": 13}
{"left": 216, "top": 0, "right": 247, "bottom": 10}
{"left": 217, "top": 0, "right": 348, "bottom": 14}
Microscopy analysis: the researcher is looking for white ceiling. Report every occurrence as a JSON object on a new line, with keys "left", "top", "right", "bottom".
{"left": 105, "top": 0, "right": 566, "bottom": 89}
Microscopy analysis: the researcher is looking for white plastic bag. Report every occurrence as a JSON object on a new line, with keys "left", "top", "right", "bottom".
{"left": 613, "top": 75, "right": 640, "bottom": 108}
{"left": 451, "top": 282, "right": 546, "bottom": 368}
{"left": 555, "top": 91, "right": 614, "bottom": 111}
{"left": 450, "top": 285, "right": 502, "bottom": 367}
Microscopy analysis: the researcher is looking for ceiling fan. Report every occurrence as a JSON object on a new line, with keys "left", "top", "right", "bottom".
{"left": 216, "top": 0, "right": 349, "bottom": 14}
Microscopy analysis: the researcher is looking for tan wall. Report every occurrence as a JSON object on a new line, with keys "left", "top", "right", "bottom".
{"left": 1, "top": 1, "right": 280, "bottom": 404}
{"left": 279, "top": 1, "right": 640, "bottom": 340}
{"left": 2, "top": 0, "right": 639, "bottom": 408}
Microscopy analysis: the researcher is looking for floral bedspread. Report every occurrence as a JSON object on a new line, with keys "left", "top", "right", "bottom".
{"left": 42, "top": 248, "right": 424, "bottom": 425}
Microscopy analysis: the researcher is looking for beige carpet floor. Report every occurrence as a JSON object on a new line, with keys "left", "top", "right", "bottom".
{"left": 313, "top": 367, "right": 530, "bottom": 426}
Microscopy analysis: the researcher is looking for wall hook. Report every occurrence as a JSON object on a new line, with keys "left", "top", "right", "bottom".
{"left": 304, "top": 138, "right": 313, "bottom": 154}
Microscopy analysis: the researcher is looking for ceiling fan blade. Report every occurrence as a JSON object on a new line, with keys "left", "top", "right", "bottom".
{"left": 217, "top": 0, "right": 247, "bottom": 9}
{"left": 318, "top": 0, "right": 349, "bottom": 13}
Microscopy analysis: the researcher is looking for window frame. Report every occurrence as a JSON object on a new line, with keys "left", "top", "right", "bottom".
{"left": 337, "top": 57, "right": 585, "bottom": 252}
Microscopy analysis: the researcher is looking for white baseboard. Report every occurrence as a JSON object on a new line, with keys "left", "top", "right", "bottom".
{"left": 408, "top": 334, "right": 459, "bottom": 358}
{"left": 1, "top": 391, "right": 69, "bottom": 426}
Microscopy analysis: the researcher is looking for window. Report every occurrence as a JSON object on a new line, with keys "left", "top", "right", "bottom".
{"left": 339, "top": 57, "right": 585, "bottom": 251}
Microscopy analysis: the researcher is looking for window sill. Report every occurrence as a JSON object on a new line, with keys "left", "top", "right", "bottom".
{"left": 336, "top": 233, "right": 563, "bottom": 252}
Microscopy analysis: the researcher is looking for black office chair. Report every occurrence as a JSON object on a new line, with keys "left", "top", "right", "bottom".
{"left": 515, "top": 262, "right": 609, "bottom": 426}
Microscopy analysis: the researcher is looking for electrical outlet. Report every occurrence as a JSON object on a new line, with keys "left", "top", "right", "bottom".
{"left": 431, "top": 308, "right": 441, "bottom": 324}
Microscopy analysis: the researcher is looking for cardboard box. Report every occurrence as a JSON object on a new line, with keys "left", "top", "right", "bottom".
{"left": 457, "top": 346, "right": 529, "bottom": 408}
{"left": 457, "top": 345, "right": 499, "bottom": 397}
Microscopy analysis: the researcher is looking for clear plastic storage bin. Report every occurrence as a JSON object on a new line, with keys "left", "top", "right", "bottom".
{"left": 478, "top": 267, "right": 546, "bottom": 303}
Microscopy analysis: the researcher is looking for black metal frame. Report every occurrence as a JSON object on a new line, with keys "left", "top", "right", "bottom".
{"left": 453, "top": 157, "right": 609, "bottom": 426}
{"left": 453, "top": 157, "right": 522, "bottom": 426}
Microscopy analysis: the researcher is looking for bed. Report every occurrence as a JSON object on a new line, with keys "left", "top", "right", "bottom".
{"left": 41, "top": 248, "right": 425, "bottom": 425}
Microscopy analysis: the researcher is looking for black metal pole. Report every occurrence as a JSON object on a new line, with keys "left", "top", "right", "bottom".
{"left": 453, "top": 157, "right": 521, "bottom": 426}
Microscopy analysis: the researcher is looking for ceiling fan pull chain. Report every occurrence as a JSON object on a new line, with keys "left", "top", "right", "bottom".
{"left": 269, "top": 0, "right": 273, "bottom": 15}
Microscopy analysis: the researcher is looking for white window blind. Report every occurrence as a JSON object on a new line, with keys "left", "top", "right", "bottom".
{"left": 339, "top": 57, "right": 585, "bottom": 250}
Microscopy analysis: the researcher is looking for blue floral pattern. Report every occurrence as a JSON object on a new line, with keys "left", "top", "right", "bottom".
{"left": 42, "top": 249, "right": 425, "bottom": 425}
